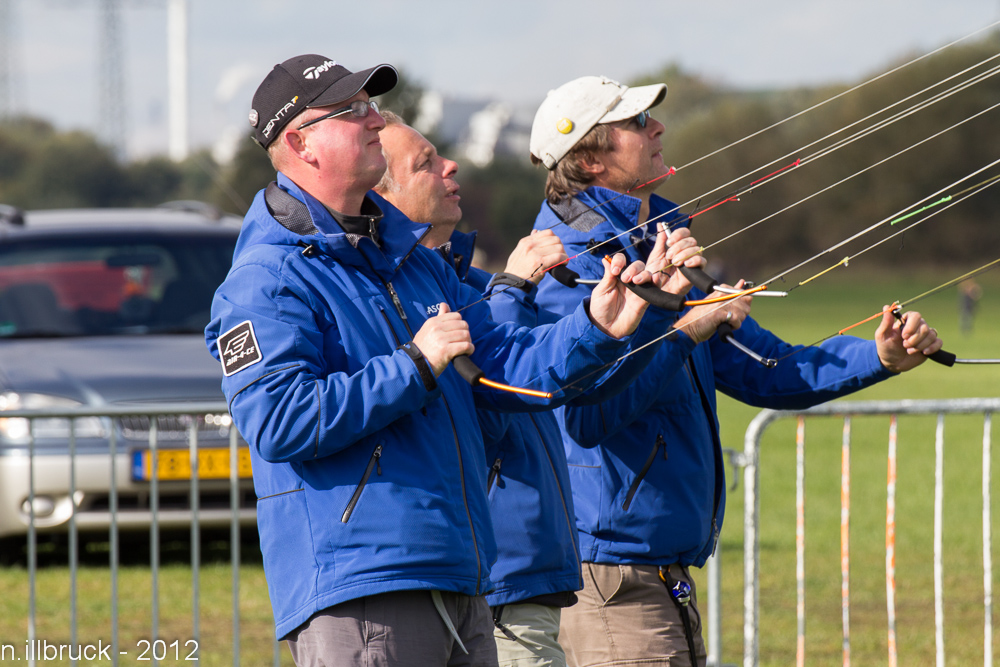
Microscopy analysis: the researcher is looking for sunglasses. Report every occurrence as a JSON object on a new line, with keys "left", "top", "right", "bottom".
{"left": 632, "top": 110, "right": 650, "bottom": 128}
{"left": 297, "top": 100, "right": 381, "bottom": 130}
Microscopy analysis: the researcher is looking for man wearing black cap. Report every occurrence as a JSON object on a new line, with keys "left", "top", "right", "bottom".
{"left": 205, "top": 55, "right": 671, "bottom": 667}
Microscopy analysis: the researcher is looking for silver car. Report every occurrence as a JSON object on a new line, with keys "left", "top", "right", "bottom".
{"left": 0, "top": 204, "right": 254, "bottom": 544}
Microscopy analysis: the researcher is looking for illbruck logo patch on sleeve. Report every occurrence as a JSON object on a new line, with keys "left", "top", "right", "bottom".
{"left": 218, "top": 320, "right": 263, "bottom": 377}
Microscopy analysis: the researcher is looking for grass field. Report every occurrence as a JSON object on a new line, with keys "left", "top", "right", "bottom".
{"left": 703, "top": 269, "right": 1000, "bottom": 665}
{"left": 0, "top": 271, "right": 998, "bottom": 666}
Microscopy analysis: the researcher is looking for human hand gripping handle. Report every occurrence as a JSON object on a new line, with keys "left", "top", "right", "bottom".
{"left": 876, "top": 307, "right": 949, "bottom": 372}
{"left": 504, "top": 229, "right": 568, "bottom": 284}
{"left": 617, "top": 225, "right": 714, "bottom": 311}
{"left": 411, "top": 303, "right": 475, "bottom": 377}
{"left": 587, "top": 254, "right": 654, "bottom": 339}
{"left": 412, "top": 303, "right": 553, "bottom": 397}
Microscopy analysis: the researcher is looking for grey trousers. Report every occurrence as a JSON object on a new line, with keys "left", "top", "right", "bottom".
{"left": 286, "top": 590, "right": 500, "bottom": 667}
{"left": 559, "top": 563, "right": 707, "bottom": 667}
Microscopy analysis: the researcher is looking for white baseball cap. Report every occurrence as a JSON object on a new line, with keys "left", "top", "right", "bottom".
{"left": 529, "top": 76, "right": 667, "bottom": 170}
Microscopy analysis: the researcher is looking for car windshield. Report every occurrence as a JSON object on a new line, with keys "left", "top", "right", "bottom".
{"left": 0, "top": 233, "right": 236, "bottom": 337}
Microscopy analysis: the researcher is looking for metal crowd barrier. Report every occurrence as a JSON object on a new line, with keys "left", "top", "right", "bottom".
{"left": 1, "top": 402, "right": 281, "bottom": 667}
{"left": 742, "top": 398, "right": 1000, "bottom": 667}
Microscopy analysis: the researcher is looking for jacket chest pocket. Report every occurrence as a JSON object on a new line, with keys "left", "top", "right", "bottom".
{"left": 341, "top": 442, "right": 384, "bottom": 523}
{"left": 622, "top": 434, "right": 667, "bottom": 511}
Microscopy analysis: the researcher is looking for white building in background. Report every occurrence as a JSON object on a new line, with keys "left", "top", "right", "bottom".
{"left": 413, "top": 91, "right": 532, "bottom": 167}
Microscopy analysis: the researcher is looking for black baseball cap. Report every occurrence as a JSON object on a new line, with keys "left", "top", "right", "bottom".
{"left": 249, "top": 54, "right": 398, "bottom": 148}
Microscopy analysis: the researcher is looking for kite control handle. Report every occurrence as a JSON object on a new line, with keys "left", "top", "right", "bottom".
{"left": 890, "top": 308, "right": 956, "bottom": 367}
{"left": 549, "top": 262, "right": 687, "bottom": 311}
{"left": 548, "top": 264, "right": 583, "bottom": 288}
{"left": 679, "top": 266, "right": 718, "bottom": 293}
{"left": 717, "top": 322, "right": 778, "bottom": 368}
{"left": 452, "top": 355, "right": 485, "bottom": 384}
{"left": 927, "top": 349, "right": 957, "bottom": 367}
{"left": 452, "top": 354, "right": 554, "bottom": 399}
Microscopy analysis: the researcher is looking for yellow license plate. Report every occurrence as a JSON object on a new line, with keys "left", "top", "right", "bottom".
{"left": 131, "top": 447, "right": 253, "bottom": 481}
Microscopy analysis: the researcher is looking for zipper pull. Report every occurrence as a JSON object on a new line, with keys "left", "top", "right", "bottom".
{"left": 657, "top": 434, "right": 667, "bottom": 459}
{"left": 488, "top": 457, "right": 502, "bottom": 490}
{"left": 386, "top": 282, "right": 408, "bottom": 325}
{"left": 374, "top": 443, "right": 383, "bottom": 476}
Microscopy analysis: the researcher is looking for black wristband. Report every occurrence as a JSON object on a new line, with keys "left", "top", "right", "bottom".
{"left": 400, "top": 342, "right": 437, "bottom": 391}
{"left": 487, "top": 272, "right": 532, "bottom": 293}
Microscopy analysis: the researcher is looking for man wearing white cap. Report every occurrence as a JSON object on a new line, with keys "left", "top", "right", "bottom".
{"left": 528, "top": 75, "right": 943, "bottom": 666}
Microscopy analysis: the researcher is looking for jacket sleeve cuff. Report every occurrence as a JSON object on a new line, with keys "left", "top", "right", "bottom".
{"left": 399, "top": 342, "right": 438, "bottom": 392}
{"left": 486, "top": 272, "right": 533, "bottom": 293}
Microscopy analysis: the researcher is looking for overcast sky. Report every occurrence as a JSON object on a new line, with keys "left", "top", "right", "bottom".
{"left": 9, "top": 0, "right": 1000, "bottom": 159}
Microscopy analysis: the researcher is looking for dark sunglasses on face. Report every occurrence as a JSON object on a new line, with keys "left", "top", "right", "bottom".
{"left": 297, "top": 100, "right": 381, "bottom": 130}
{"left": 632, "top": 110, "right": 650, "bottom": 128}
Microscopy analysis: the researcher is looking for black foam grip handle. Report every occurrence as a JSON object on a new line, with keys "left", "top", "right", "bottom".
{"left": 927, "top": 349, "right": 957, "bottom": 367}
{"left": 452, "top": 355, "right": 485, "bottom": 386}
{"left": 717, "top": 321, "right": 734, "bottom": 341}
{"left": 679, "top": 266, "right": 718, "bottom": 294}
{"left": 625, "top": 280, "right": 685, "bottom": 311}
{"left": 548, "top": 264, "right": 580, "bottom": 288}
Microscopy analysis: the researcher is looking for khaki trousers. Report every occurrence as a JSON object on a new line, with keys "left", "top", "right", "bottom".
{"left": 559, "top": 563, "right": 706, "bottom": 667}
{"left": 492, "top": 602, "right": 566, "bottom": 667}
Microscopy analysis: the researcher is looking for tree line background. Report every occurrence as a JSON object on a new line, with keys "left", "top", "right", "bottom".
{"left": 0, "top": 33, "right": 997, "bottom": 282}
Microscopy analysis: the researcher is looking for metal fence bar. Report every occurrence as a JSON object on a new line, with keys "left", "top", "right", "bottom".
{"left": 795, "top": 417, "right": 806, "bottom": 667}
{"left": 110, "top": 425, "right": 119, "bottom": 667}
{"left": 8, "top": 401, "right": 259, "bottom": 665}
{"left": 985, "top": 412, "right": 994, "bottom": 667}
{"left": 28, "top": 422, "right": 36, "bottom": 667}
{"left": 69, "top": 421, "right": 78, "bottom": 667}
{"left": 840, "top": 417, "right": 851, "bottom": 667}
{"left": 934, "top": 414, "right": 945, "bottom": 667}
{"left": 189, "top": 419, "right": 200, "bottom": 660}
{"left": 707, "top": 550, "right": 720, "bottom": 667}
{"left": 743, "top": 411, "right": 763, "bottom": 667}
{"left": 743, "top": 398, "right": 1000, "bottom": 666}
{"left": 230, "top": 424, "right": 240, "bottom": 667}
{"left": 885, "top": 415, "right": 898, "bottom": 667}
{"left": 150, "top": 419, "right": 160, "bottom": 667}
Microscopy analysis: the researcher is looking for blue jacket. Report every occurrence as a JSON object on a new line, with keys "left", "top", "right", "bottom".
{"left": 205, "top": 176, "right": 639, "bottom": 639}
{"left": 417, "top": 221, "right": 671, "bottom": 606}
{"left": 534, "top": 187, "right": 895, "bottom": 568}
{"left": 426, "top": 224, "right": 583, "bottom": 607}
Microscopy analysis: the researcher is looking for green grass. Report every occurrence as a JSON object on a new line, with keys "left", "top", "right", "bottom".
{"left": 0, "top": 271, "right": 998, "bottom": 666}
{"left": 699, "top": 269, "right": 1000, "bottom": 665}
{"left": 0, "top": 536, "right": 291, "bottom": 666}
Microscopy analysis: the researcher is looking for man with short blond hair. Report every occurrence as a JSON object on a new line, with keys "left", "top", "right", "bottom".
{"left": 375, "top": 115, "right": 710, "bottom": 667}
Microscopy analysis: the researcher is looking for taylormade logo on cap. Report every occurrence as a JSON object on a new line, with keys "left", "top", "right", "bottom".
{"left": 303, "top": 60, "right": 338, "bottom": 80}
{"left": 249, "top": 55, "right": 398, "bottom": 149}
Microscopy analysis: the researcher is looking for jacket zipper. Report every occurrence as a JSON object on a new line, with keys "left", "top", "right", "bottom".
{"left": 686, "top": 357, "right": 724, "bottom": 557}
{"left": 487, "top": 457, "right": 503, "bottom": 493}
{"left": 341, "top": 443, "right": 383, "bottom": 523}
{"left": 530, "top": 414, "right": 583, "bottom": 583}
{"left": 381, "top": 277, "right": 483, "bottom": 593}
{"left": 622, "top": 434, "right": 666, "bottom": 511}
{"left": 385, "top": 282, "right": 411, "bottom": 335}
{"left": 378, "top": 306, "right": 403, "bottom": 346}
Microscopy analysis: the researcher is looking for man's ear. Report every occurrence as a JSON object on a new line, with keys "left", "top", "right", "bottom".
{"left": 283, "top": 129, "right": 316, "bottom": 165}
{"left": 579, "top": 153, "right": 605, "bottom": 177}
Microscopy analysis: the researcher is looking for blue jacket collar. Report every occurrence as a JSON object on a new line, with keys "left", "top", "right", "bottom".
{"left": 436, "top": 228, "right": 478, "bottom": 282}
{"left": 248, "top": 175, "right": 430, "bottom": 280}
{"left": 574, "top": 186, "right": 688, "bottom": 234}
